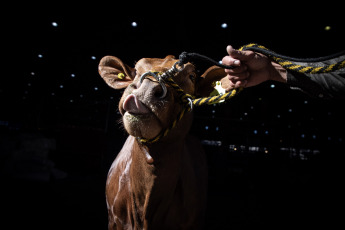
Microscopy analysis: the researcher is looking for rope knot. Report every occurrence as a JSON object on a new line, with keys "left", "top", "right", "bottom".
{"left": 178, "top": 51, "right": 190, "bottom": 65}
{"left": 181, "top": 93, "right": 194, "bottom": 111}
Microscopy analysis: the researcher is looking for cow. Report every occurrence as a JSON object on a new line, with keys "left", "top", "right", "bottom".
{"left": 98, "top": 54, "right": 227, "bottom": 229}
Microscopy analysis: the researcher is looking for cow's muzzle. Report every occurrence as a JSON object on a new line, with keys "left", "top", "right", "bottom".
{"left": 139, "top": 62, "right": 184, "bottom": 99}
{"left": 140, "top": 71, "right": 167, "bottom": 99}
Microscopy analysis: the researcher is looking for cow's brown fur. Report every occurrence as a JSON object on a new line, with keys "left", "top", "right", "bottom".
{"left": 99, "top": 55, "right": 227, "bottom": 229}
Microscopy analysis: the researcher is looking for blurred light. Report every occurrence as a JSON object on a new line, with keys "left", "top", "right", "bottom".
{"left": 31, "top": 72, "right": 35, "bottom": 76}
{"left": 38, "top": 54, "right": 43, "bottom": 58}
{"left": 270, "top": 84, "right": 275, "bottom": 88}
{"left": 325, "top": 26, "right": 331, "bottom": 31}
{"left": 71, "top": 73, "right": 76, "bottom": 78}
{"left": 253, "top": 130, "right": 258, "bottom": 134}
{"left": 249, "top": 146, "right": 259, "bottom": 152}
{"left": 52, "top": 22, "right": 58, "bottom": 27}
{"left": 60, "top": 85, "right": 64, "bottom": 88}
{"left": 131, "top": 22, "right": 137, "bottom": 27}
{"left": 221, "top": 23, "right": 228, "bottom": 29}
{"left": 94, "top": 87, "right": 98, "bottom": 91}
{"left": 205, "top": 126, "right": 209, "bottom": 130}
{"left": 91, "top": 56, "right": 96, "bottom": 60}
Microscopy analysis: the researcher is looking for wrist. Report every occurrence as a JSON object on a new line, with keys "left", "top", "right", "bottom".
{"left": 269, "top": 62, "right": 287, "bottom": 83}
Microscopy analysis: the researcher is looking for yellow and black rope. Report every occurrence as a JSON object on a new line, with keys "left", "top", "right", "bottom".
{"left": 138, "top": 44, "right": 345, "bottom": 144}
{"left": 240, "top": 43, "right": 345, "bottom": 74}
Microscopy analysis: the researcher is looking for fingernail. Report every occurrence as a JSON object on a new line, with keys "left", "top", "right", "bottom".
{"left": 234, "top": 60, "right": 240, "bottom": 65}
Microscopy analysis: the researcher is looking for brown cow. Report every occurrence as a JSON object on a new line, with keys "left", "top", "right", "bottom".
{"left": 98, "top": 55, "right": 227, "bottom": 229}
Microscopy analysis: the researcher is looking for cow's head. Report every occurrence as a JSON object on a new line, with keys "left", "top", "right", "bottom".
{"left": 98, "top": 55, "right": 227, "bottom": 142}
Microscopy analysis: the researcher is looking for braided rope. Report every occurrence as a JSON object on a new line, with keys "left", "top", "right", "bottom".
{"left": 137, "top": 76, "right": 242, "bottom": 144}
{"left": 240, "top": 43, "right": 345, "bottom": 74}
{"left": 137, "top": 44, "right": 345, "bottom": 144}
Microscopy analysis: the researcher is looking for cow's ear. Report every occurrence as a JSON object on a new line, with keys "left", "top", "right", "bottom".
{"left": 196, "top": 66, "right": 227, "bottom": 97}
{"left": 98, "top": 56, "right": 136, "bottom": 89}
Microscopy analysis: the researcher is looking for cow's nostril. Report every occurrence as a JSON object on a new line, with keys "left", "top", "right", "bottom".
{"left": 154, "top": 86, "right": 164, "bottom": 99}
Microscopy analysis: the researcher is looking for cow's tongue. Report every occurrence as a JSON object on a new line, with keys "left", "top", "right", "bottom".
{"left": 123, "top": 94, "right": 150, "bottom": 114}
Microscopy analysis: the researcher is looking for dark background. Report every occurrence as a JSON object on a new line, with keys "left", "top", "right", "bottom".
{"left": 2, "top": 3, "right": 345, "bottom": 229}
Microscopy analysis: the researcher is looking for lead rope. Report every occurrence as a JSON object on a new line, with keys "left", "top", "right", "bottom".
{"left": 138, "top": 44, "right": 345, "bottom": 144}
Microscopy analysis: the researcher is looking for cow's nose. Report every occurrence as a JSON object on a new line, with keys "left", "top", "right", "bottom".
{"left": 140, "top": 72, "right": 167, "bottom": 99}
{"left": 138, "top": 78, "right": 167, "bottom": 100}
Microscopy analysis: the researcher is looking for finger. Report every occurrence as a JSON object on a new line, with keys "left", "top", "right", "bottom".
{"left": 226, "top": 45, "right": 255, "bottom": 61}
{"left": 222, "top": 55, "right": 241, "bottom": 67}
{"left": 225, "top": 63, "right": 247, "bottom": 74}
{"left": 234, "top": 79, "right": 248, "bottom": 88}
{"left": 226, "top": 80, "right": 247, "bottom": 91}
{"left": 227, "top": 71, "right": 250, "bottom": 81}
{"left": 228, "top": 78, "right": 246, "bottom": 88}
{"left": 226, "top": 81, "right": 236, "bottom": 91}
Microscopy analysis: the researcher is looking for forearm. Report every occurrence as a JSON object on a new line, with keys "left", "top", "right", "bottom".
{"left": 275, "top": 55, "right": 345, "bottom": 99}
{"left": 287, "top": 71, "right": 345, "bottom": 99}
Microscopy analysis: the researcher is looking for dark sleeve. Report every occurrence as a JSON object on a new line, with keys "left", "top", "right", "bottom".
{"left": 286, "top": 55, "right": 345, "bottom": 99}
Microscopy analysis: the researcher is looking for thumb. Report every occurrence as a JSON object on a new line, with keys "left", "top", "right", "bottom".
{"left": 226, "top": 45, "right": 254, "bottom": 61}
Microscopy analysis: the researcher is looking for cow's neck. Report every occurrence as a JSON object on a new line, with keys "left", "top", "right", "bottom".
{"left": 130, "top": 113, "right": 193, "bottom": 185}
{"left": 131, "top": 135, "right": 185, "bottom": 190}
{"left": 129, "top": 135, "right": 186, "bottom": 219}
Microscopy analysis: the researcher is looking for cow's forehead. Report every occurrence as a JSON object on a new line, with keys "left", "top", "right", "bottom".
{"left": 135, "top": 56, "right": 195, "bottom": 75}
{"left": 135, "top": 56, "right": 177, "bottom": 74}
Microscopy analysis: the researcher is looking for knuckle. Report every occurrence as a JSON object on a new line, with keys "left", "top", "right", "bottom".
{"left": 222, "top": 56, "right": 232, "bottom": 65}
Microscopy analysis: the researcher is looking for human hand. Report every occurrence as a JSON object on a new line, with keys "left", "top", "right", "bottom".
{"left": 221, "top": 45, "right": 287, "bottom": 90}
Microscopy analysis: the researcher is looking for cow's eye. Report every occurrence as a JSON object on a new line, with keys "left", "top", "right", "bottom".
{"left": 189, "top": 73, "right": 196, "bottom": 82}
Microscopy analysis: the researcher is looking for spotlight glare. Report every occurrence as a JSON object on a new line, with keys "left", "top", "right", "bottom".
{"left": 325, "top": 26, "right": 331, "bottom": 31}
